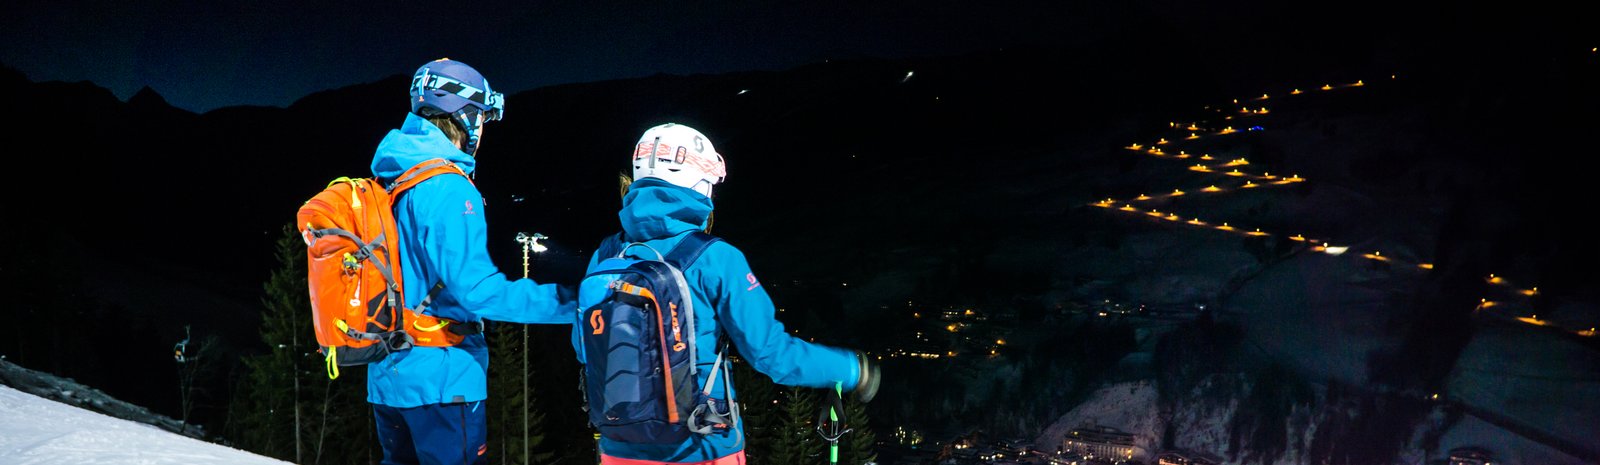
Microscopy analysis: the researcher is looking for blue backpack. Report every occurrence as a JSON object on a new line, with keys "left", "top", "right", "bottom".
{"left": 578, "top": 231, "right": 740, "bottom": 444}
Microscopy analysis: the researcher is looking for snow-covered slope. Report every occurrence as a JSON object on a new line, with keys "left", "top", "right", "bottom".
{"left": 0, "top": 358, "right": 288, "bottom": 465}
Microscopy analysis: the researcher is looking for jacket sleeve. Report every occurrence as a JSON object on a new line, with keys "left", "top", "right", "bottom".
{"left": 701, "top": 242, "right": 860, "bottom": 390}
{"left": 413, "top": 175, "right": 576, "bottom": 324}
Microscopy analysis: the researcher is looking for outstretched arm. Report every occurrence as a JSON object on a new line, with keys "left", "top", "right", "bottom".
{"left": 413, "top": 176, "right": 575, "bottom": 324}
{"left": 703, "top": 243, "right": 860, "bottom": 390}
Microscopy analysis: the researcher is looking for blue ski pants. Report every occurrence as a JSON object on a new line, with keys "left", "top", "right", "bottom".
{"left": 374, "top": 401, "right": 487, "bottom": 465}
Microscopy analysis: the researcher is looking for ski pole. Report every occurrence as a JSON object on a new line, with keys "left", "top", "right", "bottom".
{"left": 817, "top": 382, "right": 851, "bottom": 465}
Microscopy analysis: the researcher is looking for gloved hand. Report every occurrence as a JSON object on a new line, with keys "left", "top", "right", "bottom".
{"left": 852, "top": 351, "right": 881, "bottom": 403}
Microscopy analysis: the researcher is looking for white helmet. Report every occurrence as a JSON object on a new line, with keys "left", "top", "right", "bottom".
{"left": 632, "top": 123, "right": 727, "bottom": 198}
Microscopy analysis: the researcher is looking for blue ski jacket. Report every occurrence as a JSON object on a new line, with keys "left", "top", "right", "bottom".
{"left": 573, "top": 177, "right": 861, "bottom": 462}
{"left": 367, "top": 113, "right": 575, "bottom": 408}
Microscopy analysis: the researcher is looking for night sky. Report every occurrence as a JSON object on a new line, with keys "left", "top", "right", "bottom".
{"left": 0, "top": 0, "right": 1526, "bottom": 114}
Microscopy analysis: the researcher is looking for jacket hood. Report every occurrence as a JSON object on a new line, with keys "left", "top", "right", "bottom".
{"left": 371, "top": 112, "right": 477, "bottom": 181}
{"left": 619, "top": 178, "right": 714, "bottom": 241}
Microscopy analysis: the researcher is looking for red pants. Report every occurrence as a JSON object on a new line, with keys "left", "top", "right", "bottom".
{"left": 599, "top": 451, "right": 746, "bottom": 465}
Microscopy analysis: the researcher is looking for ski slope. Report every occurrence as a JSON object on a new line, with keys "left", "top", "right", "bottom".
{"left": 0, "top": 384, "right": 289, "bottom": 465}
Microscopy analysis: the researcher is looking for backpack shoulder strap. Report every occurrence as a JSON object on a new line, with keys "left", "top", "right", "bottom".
{"left": 595, "top": 232, "right": 626, "bottom": 260}
{"left": 387, "top": 158, "right": 470, "bottom": 198}
{"left": 664, "top": 231, "right": 721, "bottom": 269}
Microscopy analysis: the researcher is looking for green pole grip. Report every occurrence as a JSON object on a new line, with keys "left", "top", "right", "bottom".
{"left": 831, "top": 382, "right": 842, "bottom": 464}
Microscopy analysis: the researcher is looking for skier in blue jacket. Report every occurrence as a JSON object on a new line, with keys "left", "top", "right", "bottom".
{"left": 575, "top": 123, "right": 881, "bottom": 464}
{"left": 369, "top": 58, "right": 576, "bottom": 465}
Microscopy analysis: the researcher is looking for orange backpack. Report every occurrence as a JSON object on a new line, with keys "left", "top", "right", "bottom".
{"left": 296, "top": 158, "right": 481, "bottom": 379}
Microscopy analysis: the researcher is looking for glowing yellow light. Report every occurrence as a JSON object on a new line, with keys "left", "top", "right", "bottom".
{"left": 1120, "top": 204, "right": 1136, "bottom": 211}
{"left": 1290, "top": 234, "right": 1306, "bottom": 241}
{"left": 947, "top": 324, "right": 958, "bottom": 332}
{"left": 1165, "top": 214, "right": 1180, "bottom": 221}
{"left": 1261, "top": 93, "right": 1269, "bottom": 99}
{"left": 1128, "top": 143, "right": 1143, "bottom": 150}
{"left": 1517, "top": 315, "right": 1547, "bottom": 326}
{"left": 1190, "top": 164, "right": 1211, "bottom": 172}
{"left": 1146, "top": 210, "right": 1163, "bottom": 217}
{"left": 1487, "top": 274, "right": 1503, "bottom": 284}
{"left": 1418, "top": 263, "right": 1434, "bottom": 269}
{"left": 1323, "top": 244, "right": 1349, "bottom": 255}
{"left": 1169, "top": 122, "right": 1177, "bottom": 127}
{"left": 1217, "top": 222, "right": 1234, "bottom": 231}
{"left": 1220, "top": 126, "right": 1236, "bottom": 134}
{"left": 1240, "top": 107, "right": 1250, "bottom": 113}
{"left": 1187, "top": 218, "right": 1205, "bottom": 225}
{"left": 1200, "top": 154, "right": 1215, "bottom": 160}
{"left": 913, "top": 312, "right": 921, "bottom": 318}
{"left": 1187, "top": 132, "right": 1199, "bottom": 139}
{"left": 1172, "top": 189, "right": 1185, "bottom": 196}
{"left": 1136, "top": 194, "right": 1151, "bottom": 200}
{"left": 1175, "top": 152, "right": 1191, "bottom": 159}
{"left": 1291, "top": 89, "right": 1303, "bottom": 95}
{"left": 1363, "top": 251, "right": 1390, "bottom": 261}
{"left": 1202, "top": 185, "right": 1222, "bottom": 192}
{"left": 1321, "top": 84, "right": 1333, "bottom": 90}
{"left": 1149, "top": 148, "right": 1163, "bottom": 154}
{"left": 996, "top": 339, "right": 1005, "bottom": 345}
{"left": 1247, "top": 229, "right": 1268, "bottom": 236}
{"left": 1257, "top": 107, "right": 1269, "bottom": 114}
{"left": 1187, "top": 124, "right": 1199, "bottom": 130}
{"left": 1243, "top": 181, "right": 1259, "bottom": 188}
{"left": 965, "top": 309, "right": 974, "bottom": 316}
{"left": 1225, "top": 158, "right": 1249, "bottom": 166}
{"left": 1227, "top": 169, "right": 1244, "bottom": 176}
{"left": 1157, "top": 138, "right": 1169, "bottom": 145}
{"left": 1232, "top": 99, "right": 1238, "bottom": 104}
{"left": 1354, "top": 80, "right": 1365, "bottom": 86}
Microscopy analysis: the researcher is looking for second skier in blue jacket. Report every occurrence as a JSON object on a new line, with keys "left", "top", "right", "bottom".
{"left": 573, "top": 123, "right": 881, "bottom": 464}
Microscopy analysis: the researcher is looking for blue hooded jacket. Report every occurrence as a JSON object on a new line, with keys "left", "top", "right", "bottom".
{"left": 574, "top": 177, "right": 861, "bottom": 462}
{"left": 367, "top": 113, "right": 575, "bottom": 407}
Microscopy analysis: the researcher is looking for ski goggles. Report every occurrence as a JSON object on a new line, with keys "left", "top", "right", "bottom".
{"left": 412, "top": 72, "right": 505, "bottom": 120}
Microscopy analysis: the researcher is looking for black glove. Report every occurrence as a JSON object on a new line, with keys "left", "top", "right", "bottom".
{"left": 852, "top": 351, "right": 881, "bottom": 403}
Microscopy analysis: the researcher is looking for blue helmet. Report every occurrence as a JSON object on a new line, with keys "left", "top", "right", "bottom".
{"left": 409, "top": 58, "right": 504, "bottom": 155}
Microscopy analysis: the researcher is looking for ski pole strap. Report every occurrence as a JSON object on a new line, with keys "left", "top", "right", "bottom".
{"left": 816, "top": 382, "right": 849, "bottom": 443}
{"left": 816, "top": 381, "right": 847, "bottom": 465}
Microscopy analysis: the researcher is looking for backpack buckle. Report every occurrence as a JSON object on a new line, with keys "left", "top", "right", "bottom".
{"left": 687, "top": 398, "right": 738, "bottom": 434}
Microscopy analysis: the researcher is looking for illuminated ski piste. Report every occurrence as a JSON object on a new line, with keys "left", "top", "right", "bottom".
{"left": 1091, "top": 76, "right": 1595, "bottom": 339}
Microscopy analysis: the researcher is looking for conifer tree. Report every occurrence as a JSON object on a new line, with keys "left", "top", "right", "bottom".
{"left": 840, "top": 396, "right": 878, "bottom": 465}
{"left": 487, "top": 321, "right": 553, "bottom": 465}
{"left": 229, "top": 225, "right": 374, "bottom": 464}
{"left": 731, "top": 359, "right": 777, "bottom": 462}
{"left": 768, "top": 386, "right": 822, "bottom": 465}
